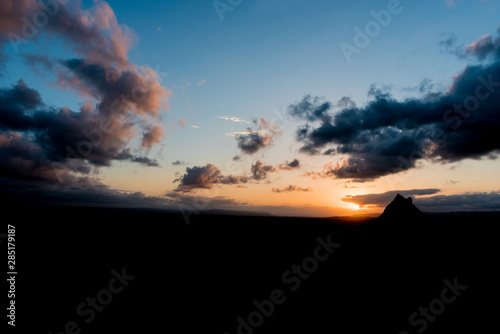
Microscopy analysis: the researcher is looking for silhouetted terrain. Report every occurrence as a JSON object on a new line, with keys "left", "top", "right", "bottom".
{"left": 5, "top": 196, "right": 498, "bottom": 333}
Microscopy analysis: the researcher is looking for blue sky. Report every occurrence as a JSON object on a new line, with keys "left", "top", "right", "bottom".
{"left": 1, "top": 0, "right": 500, "bottom": 215}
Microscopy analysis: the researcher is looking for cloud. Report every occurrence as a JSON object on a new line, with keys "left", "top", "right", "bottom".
{"left": 235, "top": 117, "right": 281, "bottom": 155}
{"left": 402, "top": 78, "right": 436, "bottom": 95}
{"left": 217, "top": 115, "right": 249, "bottom": 123}
{"left": 465, "top": 31, "right": 500, "bottom": 60}
{"left": 141, "top": 125, "right": 164, "bottom": 150}
{"left": 413, "top": 191, "right": 500, "bottom": 212}
{"left": 192, "top": 125, "right": 200, "bottom": 128}
{"left": 278, "top": 159, "right": 300, "bottom": 170}
{"left": 0, "top": 0, "right": 168, "bottom": 204}
{"left": 288, "top": 29, "right": 500, "bottom": 180}
{"left": 0, "top": 130, "right": 91, "bottom": 183}
{"left": 342, "top": 189, "right": 442, "bottom": 208}
{"left": 445, "top": 0, "right": 456, "bottom": 7}
{"left": 164, "top": 191, "right": 249, "bottom": 209}
{"left": 272, "top": 185, "right": 312, "bottom": 193}
{"left": 174, "top": 164, "right": 222, "bottom": 191}
{"left": 178, "top": 119, "right": 187, "bottom": 127}
{"left": 22, "top": 53, "right": 54, "bottom": 71}
{"left": 127, "top": 155, "right": 160, "bottom": 167}
{"left": 0, "top": 0, "right": 39, "bottom": 61}
{"left": 1, "top": 0, "right": 136, "bottom": 69}
{"left": 49, "top": 0, "right": 135, "bottom": 69}
{"left": 0, "top": 176, "right": 174, "bottom": 208}
{"left": 438, "top": 33, "right": 465, "bottom": 58}
{"left": 227, "top": 129, "right": 267, "bottom": 137}
{"left": 342, "top": 189, "right": 500, "bottom": 212}
{"left": 198, "top": 79, "right": 206, "bottom": 85}
{"left": 289, "top": 95, "right": 333, "bottom": 123}
{"left": 172, "top": 160, "right": 186, "bottom": 166}
{"left": 250, "top": 160, "right": 276, "bottom": 180}
{"left": 174, "top": 163, "right": 248, "bottom": 192}
{"left": 0, "top": 78, "right": 162, "bottom": 168}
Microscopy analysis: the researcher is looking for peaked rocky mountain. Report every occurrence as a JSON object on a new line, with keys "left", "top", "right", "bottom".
{"left": 379, "top": 193, "right": 424, "bottom": 220}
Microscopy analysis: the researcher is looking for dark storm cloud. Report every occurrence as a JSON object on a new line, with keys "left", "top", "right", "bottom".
{"left": 174, "top": 163, "right": 248, "bottom": 192}
{"left": 342, "top": 189, "right": 442, "bottom": 208}
{"left": 289, "top": 32, "right": 500, "bottom": 180}
{"left": 272, "top": 185, "right": 311, "bottom": 193}
{"left": 278, "top": 159, "right": 300, "bottom": 170}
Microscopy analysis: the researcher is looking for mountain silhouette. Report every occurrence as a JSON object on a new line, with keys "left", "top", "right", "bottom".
{"left": 379, "top": 193, "right": 423, "bottom": 220}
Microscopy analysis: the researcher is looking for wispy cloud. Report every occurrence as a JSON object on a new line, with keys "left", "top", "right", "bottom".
{"left": 226, "top": 129, "right": 267, "bottom": 137}
{"left": 272, "top": 185, "right": 312, "bottom": 193}
{"left": 217, "top": 115, "right": 249, "bottom": 123}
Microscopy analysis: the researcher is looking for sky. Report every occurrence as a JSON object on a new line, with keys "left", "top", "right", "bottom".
{"left": 1, "top": 0, "right": 500, "bottom": 216}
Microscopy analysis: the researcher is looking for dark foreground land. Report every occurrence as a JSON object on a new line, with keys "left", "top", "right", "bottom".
{"left": 3, "top": 206, "right": 499, "bottom": 333}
